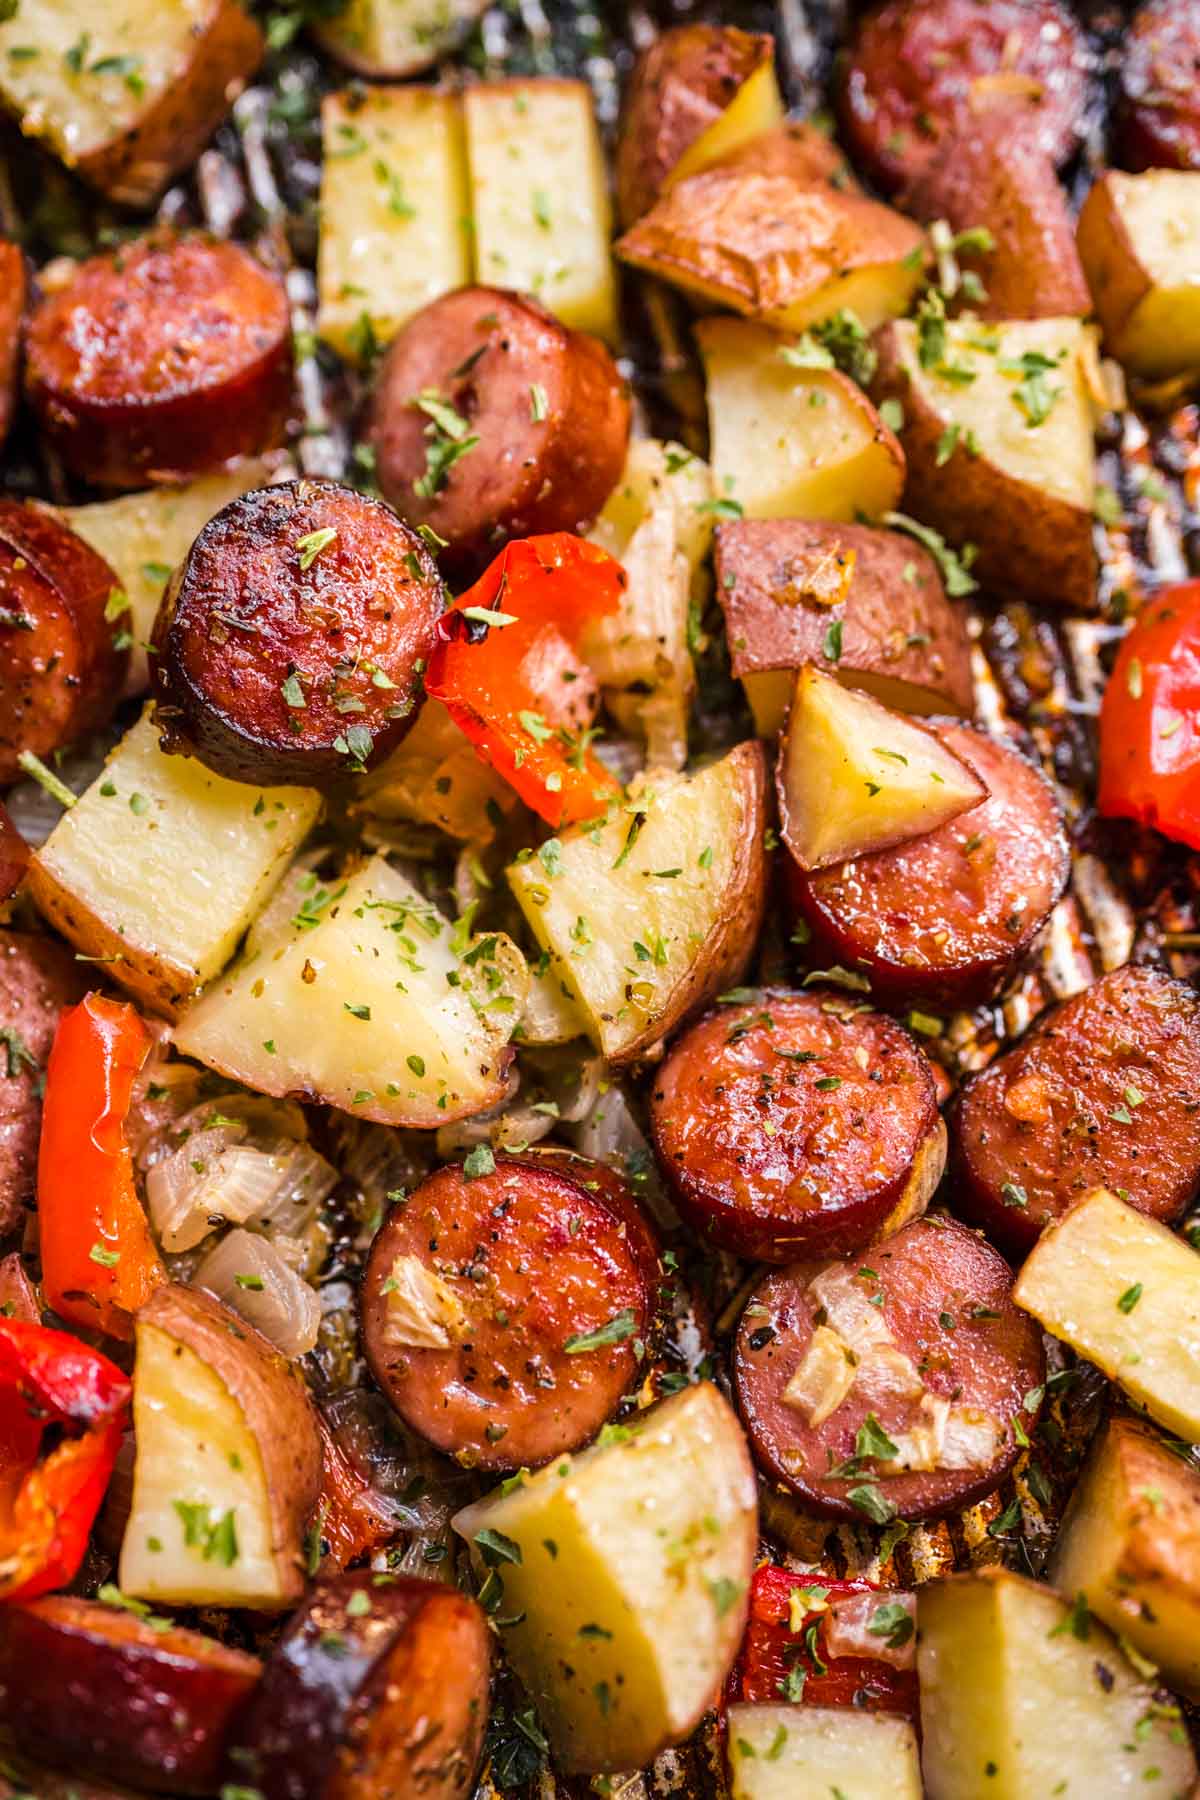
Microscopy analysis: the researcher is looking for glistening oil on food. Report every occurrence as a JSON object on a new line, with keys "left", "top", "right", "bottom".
{"left": 0, "top": 0, "right": 1196, "bottom": 1794}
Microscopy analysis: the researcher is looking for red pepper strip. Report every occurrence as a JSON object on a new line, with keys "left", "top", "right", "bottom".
{"left": 37, "top": 993, "right": 165, "bottom": 1341}
{"left": 0, "top": 1318, "right": 129, "bottom": 1604}
{"left": 425, "top": 533, "right": 626, "bottom": 828}
{"left": 310, "top": 1416, "right": 399, "bottom": 1572}
{"left": 1099, "top": 581, "right": 1200, "bottom": 853}
{"left": 728, "top": 1564, "right": 919, "bottom": 1718}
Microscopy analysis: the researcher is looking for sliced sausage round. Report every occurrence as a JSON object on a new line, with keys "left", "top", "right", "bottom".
{"left": 232, "top": 1572, "right": 490, "bottom": 1800}
{"left": 0, "top": 241, "right": 25, "bottom": 451}
{"left": 838, "top": 0, "right": 1091, "bottom": 195}
{"left": 0, "top": 932, "right": 86, "bottom": 1238}
{"left": 953, "top": 963, "right": 1200, "bottom": 1255}
{"left": 734, "top": 1215, "right": 1044, "bottom": 1522}
{"left": 649, "top": 990, "right": 945, "bottom": 1263}
{"left": 362, "top": 1150, "right": 660, "bottom": 1471}
{"left": 0, "top": 1593, "right": 261, "bottom": 1795}
{"left": 25, "top": 233, "right": 292, "bottom": 489}
{"left": 0, "top": 802, "right": 27, "bottom": 904}
{"left": 153, "top": 479, "right": 443, "bottom": 787}
{"left": 367, "top": 287, "right": 630, "bottom": 576}
{"left": 0, "top": 501, "right": 127, "bottom": 784}
{"left": 786, "top": 723, "right": 1069, "bottom": 1012}
{"left": 1120, "top": 0, "right": 1200, "bottom": 170}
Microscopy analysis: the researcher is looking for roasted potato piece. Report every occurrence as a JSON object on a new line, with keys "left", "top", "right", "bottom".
{"left": 698, "top": 318, "right": 906, "bottom": 522}
{"left": 618, "top": 171, "right": 924, "bottom": 334}
{"left": 506, "top": 741, "right": 767, "bottom": 1063}
{"left": 918, "top": 1566, "right": 1197, "bottom": 1798}
{"left": 712, "top": 119, "right": 862, "bottom": 192}
{"left": 1014, "top": 1187, "right": 1200, "bottom": 1444}
{"left": 312, "top": 0, "right": 488, "bottom": 76}
{"left": 1077, "top": 169, "right": 1200, "bottom": 379}
{"left": 465, "top": 78, "right": 618, "bottom": 343}
{"left": 1052, "top": 1414, "right": 1200, "bottom": 1699}
{"left": 453, "top": 1383, "right": 757, "bottom": 1775}
{"left": 175, "top": 853, "right": 528, "bottom": 1128}
{"left": 777, "top": 666, "right": 987, "bottom": 871}
{"left": 318, "top": 87, "right": 470, "bottom": 365}
{"left": 0, "top": 0, "right": 262, "bottom": 207}
{"left": 727, "top": 1704, "right": 922, "bottom": 1800}
{"left": 28, "top": 712, "right": 321, "bottom": 1020}
{"left": 873, "top": 315, "right": 1098, "bottom": 611}
{"left": 715, "top": 516, "right": 974, "bottom": 736}
{"left": 120, "top": 1285, "right": 322, "bottom": 1611}
{"left": 616, "top": 24, "right": 783, "bottom": 227}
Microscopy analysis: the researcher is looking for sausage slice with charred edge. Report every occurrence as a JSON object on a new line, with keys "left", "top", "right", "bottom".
{"left": 153, "top": 479, "right": 444, "bottom": 787}
{"left": 0, "top": 932, "right": 86, "bottom": 1239}
{"left": 1120, "top": 0, "right": 1200, "bottom": 170}
{"left": 953, "top": 963, "right": 1200, "bottom": 1256}
{"left": 0, "top": 1593, "right": 261, "bottom": 1796}
{"left": 649, "top": 989, "right": 945, "bottom": 1263}
{"left": 785, "top": 722, "right": 1069, "bottom": 1012}
{"left": 734, "top": 1215, "right": 1045, "bottom": 1522}
{"left": 837, "top": 0, "right": 1091, "bottom": 196}
{"left": 231, "top": 1572, "right": 490, "bottom": 1800}
{"left": 0, "top": 501, "right": 127, "bottom": 784}
{"left": 367, "top": 286, "right": 630, "bottom": 576}
{"left": 25, "top": 234, "right": 292, "bottom": 489}
{"left": 362, "top": 1150, "right": 660, "bottom": 1470}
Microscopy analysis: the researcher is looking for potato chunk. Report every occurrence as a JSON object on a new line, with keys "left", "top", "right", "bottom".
{"left": 1077, "top": 169, "right": 1200, "bottom": 379}
{"left": 453, "top": 1383, "right": 757, "bottom": 1775}
{"left": 777, "top": 666, "right": 987, "bottom": 870}
{"left": 318, "top": 87, "right": 470, "bottom": 365}
{"left": 1052, "top": 1414, "right": 1200, "bottom": 1699}
{"left": 312, "top": 0, "right": 487, "bottom": 77}
{"left": 1013, "top": 1187, "right": 1200, "bottom": 1442}
{"left": 464, "top": 79, "right": 617, "bottom": 343}
{"left": 0, "top": 0, "right": 262, "bottom": 206}
{"left": 918, "top": 1567, "right": 1196, "bottom": 1798}
{"left": 698, "top": 318, "right": 905, "bottom": 521}
{"left": 727, "top": 1704, "right": 921, "bottom": 1800}
{"left": 506, "top": 741, "right": 767, "bottom": 1063}
{"left": 28, "top": 712, "right": 320, "bottom": 1019}
{"left": 175, "top": 852, "right": 527, "bottom": 1128}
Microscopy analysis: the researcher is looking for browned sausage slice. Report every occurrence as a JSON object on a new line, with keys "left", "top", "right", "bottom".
{"left": 0, "top": 932, "right": 86, "bottom": 1238}
{"left": 0, "top": 803, "right": 27, "bottom": 904}
{"left": 1120, "top": 0, "right": 1200, "bottom": 169}
{"left": 786, "top": 723, "right": 1069, "bottom": 1011}
{"left": 0, "top": 501, "right": 127, "bottom": 783}
{"left": 367, "top": 287, "right": 630, "bottom": 576}
{"left": 0, "top": 242, "right": 25, "bottom": 451}
{"left": 232, "top": 1572, "right": 490, "bottom": 1800}
{"left": 838, "top": 0, "right": 1091, "bottom": 195}
{"left": 362, "top": 1151, "right": 660, "bottom": 1470}
{"left": 733, "top": 1215, "right": 1045, "bottom": 1522}
{"left": 649, "top": 990, "right": 945, "bottom": 1263}
{"left": 953, "top": 964, "right": 1200, "bottom": 1255}
{"left": 0, "top": 1593, "right": 261, "bottom": 1795}
{"left": 25, "top": 234, "right": 292, "bottom": 489}
{"left": 153, "top": 479, "right": 444, "bottom": 787}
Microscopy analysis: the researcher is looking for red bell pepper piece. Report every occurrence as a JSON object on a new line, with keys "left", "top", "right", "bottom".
{"left": 310, "top": 1415, "right": 398, "bottom": 1572}
{"left": 0, "top": 1318, "right": 129, "bottom": 1603}
{"left": 425, "top": 533, "right": 626, "bottom": 828}
{"left": 1099, "top": 581, "right": 1200, "bottom": 852}
{"left": 37, "top": 993, "right": 165, "bottom": 1341}
{"left": 728, "top": 1564, "right": 919, "bottom": 1718}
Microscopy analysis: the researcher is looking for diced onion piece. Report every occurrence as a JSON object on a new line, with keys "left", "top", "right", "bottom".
{"left": 807, "top": 1265, "right": 896, "bottom": 1354}
{"left": 825, "top": 1590, "right": 917, "bottom": 1671}
{"left": 783, "top": 1324, "right": 857, "bottom": 1426}
{"left": 145, "top": 1125, "right": 248, "bottom": 1251}
{"left": 940, "top": 1404, "right": 1005, "bottom": 1470}
{"left": 247, "top": 1142, "right": 338, "bottom": 1239}
{"left": 854, "top": 1345, "right": 925, "bottom": 1407}
{"left": 194, "top": 1228, "right": 321, "bottom": 1357}
{"left": 878, "top": 1394, "right": 949, "bottom": 1475}
{"left": 381, "top": 1254, "right": 467, "bottom": 1350}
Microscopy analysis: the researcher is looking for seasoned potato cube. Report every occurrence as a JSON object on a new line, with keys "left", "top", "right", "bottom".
{"left": 175, "top": 852, "right": 527, "bottom": 1129}
{"left": 0, "top": 0, "right": 262, "bottom": 207}
{"left": 312, "top": 0, "right": 488, "bottom": 77}
{"left": 506, "top": 741, "right": 767, "bottom": 1064}
{"left": 453, "top": 1383, "right": 757, "bottom": 1774}
{"left": 727, "top": 1704, "right": 922, "bottom": 1800}
{"left": 464, "top": 79, "right": 618, "bottom": 343}
{"left": 1077, "top": 169, "right": 1200, "bottom": 379}
{"left": 1052, "top": 1414, "right": 1200, "bottom": 1698}
{"left": 1013, "top": 1187, "right": 1200, "bottom": 1442}
{"left": 318, "top": 87, "right": 470, "bottom": 365}
{"left": 697, "top": 318, "right": 905, "bottom": 521}
{"left": 918, "top": 1567, "right": 1196, "bottom": 1798}
{"left": 28, "top": 712, "right": 320, "bottom": 1019}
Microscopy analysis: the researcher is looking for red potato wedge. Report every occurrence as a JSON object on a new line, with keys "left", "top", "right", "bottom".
{"left": 715, "top": 517, "right": 974, "bottom": 738}
{"left": 1077, "top": 169, "right": 1200, "bottom": 379}
{"left": 0, "top": 1594, "right": 261, "bottom": 1796}
{"left": 712, "top": 120, "right": 863, "bottom": 192}
{"left": 616, "top": 23, "right": 782, "bottom": 227}
{"left": 312, "top": 0, "right": 488, "bottom": 77}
